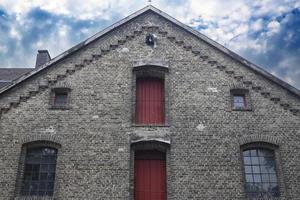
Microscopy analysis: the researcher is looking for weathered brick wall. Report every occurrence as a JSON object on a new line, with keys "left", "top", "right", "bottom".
{"left": 0, "top": 11, "right": 299, "bottom": 199}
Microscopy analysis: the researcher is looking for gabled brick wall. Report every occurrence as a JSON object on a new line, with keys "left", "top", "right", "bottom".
{"left": 0, "top": 10, "right": 299, "bottom": 200}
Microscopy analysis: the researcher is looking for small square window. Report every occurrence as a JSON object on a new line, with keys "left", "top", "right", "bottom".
{"left": 50, "top": 88, "right": 70, "bottom": 109}
{"left": 230, "top": 89, "right": 251, "bottom": 111}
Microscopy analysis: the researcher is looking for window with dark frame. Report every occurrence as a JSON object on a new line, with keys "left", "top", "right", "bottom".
{"left": 135, "top": 77, "right": 165, "bottom": 125}
{"left": 50, "top": 88, "right": 70, "bottom": 109}
{"left": 242, "top": 148, "right": 279, "bottom": 199}
{"left": 230, "top": 88, "right": 251, "bottom": 111}
{"left": 21, "top": 147, "right": 57, "bottom": 196}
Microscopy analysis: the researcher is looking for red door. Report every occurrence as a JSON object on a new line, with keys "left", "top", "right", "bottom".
{"left": 135, "top": 77, "right": 165, "bottom": 124}
{"left": 134, "top": 150, "right": 166, "bottom": 200}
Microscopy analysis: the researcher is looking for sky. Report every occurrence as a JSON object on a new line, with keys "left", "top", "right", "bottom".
{"left": 0, "top": 0, "right": 299, "bottom": 89}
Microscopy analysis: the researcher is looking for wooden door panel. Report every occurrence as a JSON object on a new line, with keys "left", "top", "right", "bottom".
{"left": 134, "top": 152, "right": 166, "bottom": 200}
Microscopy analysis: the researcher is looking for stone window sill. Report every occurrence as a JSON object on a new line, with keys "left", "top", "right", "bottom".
{"left": 48, "top": 105, "right": 70, "bottom": 110}
{"left": 15, "top": 196, "right": 54, "bottom": 200}
{"left": 132, "top": 123, "right": 170, "bottom": 127}
{"left": 232, "top": 107, "right": 252, "bottom": 111}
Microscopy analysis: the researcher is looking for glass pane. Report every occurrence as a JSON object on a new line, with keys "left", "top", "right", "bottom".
{"left": 48, "top": 173, "right": 55, "bottom": 181}
{"left": 32, "top": 172, "right": 39, "bottom": 180}
{"left": 259, "top": 156, "right": 266, "bottom": 165}
{"left": 245, "top": 166, "right": 252, "bottom": 173}
{"left": 253, "top": 174, "right": 261, "bottom": 183}
{"left": 244, "top": 157, "right": 251, "bottom": 165}
{"left": 267, "top": 166, "right": 276, "bottom": 174}
{"left": 260, "top": 165, "right": 268, "bottom": 173}
{"left": 246, "top": 174, "right": 253, "bottom": 182}
{"left": 39, "top": 181, "right": 46, "bottom": 190}
{"left": 40, "top": 173, "right": 48, "bottom": 180}
{"left": 262, "top": 183, "right": 270, "bottom": 192}
{"left": 41, "top": 164, "right": 48, "bottom": 172}
{"left": 252, "top": 166, "right": 260, "bottom": 173}
{"left": 243, "top": 150, "right": 250, "bottom": 157}
{"left": 233, "top": 95, "right": 246, "bottom": 108}
{"left": 250, "top": 149, "right": 257, "bottom": 156}
{"left": 49, "top": 164, "right": 56, "bottom": 172}
{"left": 269, "top": 174, "right": 277, "bottom": 182}
{"left": 54, "top": 93, "right": 67, "bottom": 106}
{"left": 251, "top": 157, "right": 259, "bottom": 165}
{"left": 261, "top": 174, "right": 269, "bottom": 182}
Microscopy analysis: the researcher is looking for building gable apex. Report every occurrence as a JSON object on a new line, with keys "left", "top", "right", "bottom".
{"left": 0, "top": 5, "right": 299, "bottom": 98}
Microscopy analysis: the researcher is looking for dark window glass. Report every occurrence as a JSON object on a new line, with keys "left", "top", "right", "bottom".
{"left": 233, "top": 94, "right": 246, "bottom": 109}
{"left": 243, "top": 148, "right": 279, "bottom": 199}
{"left": 21, "top": 147, "right": 57, "bottom": 196}
{"left": 54, "top": 92, "right": 68, "bottom": 107}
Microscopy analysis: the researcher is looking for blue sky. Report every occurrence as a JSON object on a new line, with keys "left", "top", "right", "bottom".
{"left": 0, "top": 0, "right": 299, "bottom": 89}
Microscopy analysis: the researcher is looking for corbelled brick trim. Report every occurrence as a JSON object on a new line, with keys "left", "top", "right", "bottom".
{"left": 0, "top": 25, "right": 299, "bottom": 119}
{"left": 51, "top": 82, "right": 72, "bottom": 89}
{"left": 238, "top": 134, "right": 281, "bottom": 146}
{"left": 156, "top": 30, "right": 300, "bottom": 117}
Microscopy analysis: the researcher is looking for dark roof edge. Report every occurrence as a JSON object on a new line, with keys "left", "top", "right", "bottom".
{"left": 0, "top": 5, "right": 299, "bottom": 98}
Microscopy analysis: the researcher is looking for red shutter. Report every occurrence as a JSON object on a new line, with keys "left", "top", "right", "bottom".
{"left": 134, "top": 150, "right": 166, "bottom": 200}
{"left": 135, "top": 78, "right": 165, "bottom": 124}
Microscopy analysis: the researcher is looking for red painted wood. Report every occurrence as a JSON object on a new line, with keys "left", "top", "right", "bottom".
{"left": 135, "top": 78, "right": 165, "bottom": 124}
{"left": 134, "top": 151, "right": 166, "bottom": 200}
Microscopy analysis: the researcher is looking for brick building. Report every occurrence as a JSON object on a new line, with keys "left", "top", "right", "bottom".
{"left": 0, "top": 5, "right": 299, "bottom": 200}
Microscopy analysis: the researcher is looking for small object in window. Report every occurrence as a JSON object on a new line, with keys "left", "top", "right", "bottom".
{"left": 145, "top": 33, "right": 157, "bottom": 47}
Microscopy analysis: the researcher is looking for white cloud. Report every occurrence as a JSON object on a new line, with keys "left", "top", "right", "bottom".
{"left": 267, "top": 20, "right": 280, "bottom": 36}
{"left": 0, "top": 0, "right": 144, "bottom": 20}
{"left": 251, "top": 19, "right": 264, "bottom": 32}
{"left": 9, "top": 27, "right": 22, "bottom": 40}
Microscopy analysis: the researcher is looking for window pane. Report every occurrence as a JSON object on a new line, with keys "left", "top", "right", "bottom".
{"left": 242, "top": 148, "right": 279, "bottom": 198}
{"left": 270, "top": 174, "right": 277, "bottom": 182}
{"left": 244, "top": 157, "right": 251, "bottom": 165}
{"left": 252, "top": 166, "right": 260, "bottom": 173}
{"left": 245, "top": 166, "right": 252, "bottom": 173}
{"left": 243, "top": 150, "right": 250, "bottom": 157}
{"left": 251, "top": 157, "right": 259, "bottom": 165}
{"left": 54, "top": 92, "right": 68, "bottom": 106}
{"left": 261, "top": 174, "right": 269, "bottom": 182}
{"left": 233, "top": 95, "right": 246, "bottom": 108}
{"left": 245, "top": 174, "right": 253, "bottom": 182}
{"left": 21, "top": 147, "right": 57, "bottom": 196}
{"left": 253, "top": 174, "right": 261, "bottom": 182}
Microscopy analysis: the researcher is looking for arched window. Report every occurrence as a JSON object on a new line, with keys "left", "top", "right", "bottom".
{"left": 20, "top": 146, "right": 58, "bottom": 196}
{"left": 242, "top": 148, "right": 279, "bottom": 198}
